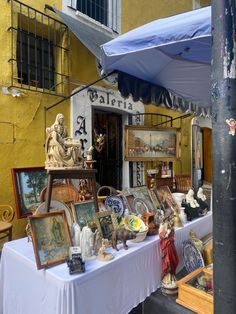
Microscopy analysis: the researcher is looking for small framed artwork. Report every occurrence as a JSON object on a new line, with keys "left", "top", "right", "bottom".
{"left": 122, "top": 188, "right": 136, "bottom": 214}
{"left": 29, "top": 210, "right": 72, "bottom": 269}
{"left": 156, "top": 185, "right": 179, "bottom": 213}
{"left": 125, "top": 125, "right": 181, "bottom": 161}
{"left": 129, "top": 186, "right": 157, "bottom": 213}
{"left": 133, "top": 198, "right": 149, "bottom": 215}
{"left": 72, "top": 200, "right": 98, "bottom": 231}
{"left": 96, "top": 210, "right": 118, "bottom": 241}
{"left": 11, "top": 167, "right": 47, "bottom": 218}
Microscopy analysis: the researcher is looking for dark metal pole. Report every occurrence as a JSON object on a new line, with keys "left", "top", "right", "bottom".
{"left": 212, "top": 1, "right": 236, "bottom": 313}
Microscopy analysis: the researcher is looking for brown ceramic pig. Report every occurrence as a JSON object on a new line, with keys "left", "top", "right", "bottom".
{"left": 111, "top": 228, "right": 137, "bottom": 251}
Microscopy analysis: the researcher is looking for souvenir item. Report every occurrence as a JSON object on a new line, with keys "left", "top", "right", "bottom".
{"left": 35, "top": 200, "right": 73, "bottom": 230}
{"left": 105, "top": 195, "right": 125, "bottom": 217}
{"left": 97, "top": 238, "right": 113, "bottom": 261}
{"left": 159, "top": 213, "right": 179, "bottom": 295}
{"left": 133, "top": 198, "right": 149, "bottom": 216}
{"left": 29, "top": 211, "right": 72, "bottom": 269}
{"left": 142, "top": 212, "right": 159, "bottom": 236}
{"left": 72, "top": 223, "right": 81, "bottom": 247}
{"left": 183, "top": 239, "right": 205, "bottom": 273}
{"left": 111, "top": 228, "right": 136, "bottom": 251}
{"left": 197, "top": 187, "right": 209, "bottom": 213}
{"left": 122, "top": 215, "right": 148, "bottom": 242}
{"left": 67, "top": 247, "right": 85, "bottom": 274}
{"left": 179, "top": 207, "right": 187, "bottom": 225}
{"left": 80, "top": 226, "right": 96, "bottom": 260}
{"left": 45, "top": 113, "right": 84, "bottom": 168}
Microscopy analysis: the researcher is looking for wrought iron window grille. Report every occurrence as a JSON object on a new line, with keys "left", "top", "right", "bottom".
{"left": 8, "top": 0, "right": 70, "bottom": 97}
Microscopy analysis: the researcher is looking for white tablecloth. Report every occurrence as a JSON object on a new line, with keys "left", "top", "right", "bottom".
{"left": 0, "top": 213, "right": 212, "bottom": 314}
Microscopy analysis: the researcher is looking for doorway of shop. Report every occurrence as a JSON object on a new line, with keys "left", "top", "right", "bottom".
{"left": 92, "top": 109, "right": 122, "bottom": 190}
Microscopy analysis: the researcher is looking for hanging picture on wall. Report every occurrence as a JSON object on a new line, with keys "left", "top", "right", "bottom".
{"left": 11, "top": 167, "right": 47, "bottom": 218}
{"left": 29, "top": 210, "right": 72, "bottom": 269}
{"left": 125, "top": 126, "right": 180, "bottom": 161}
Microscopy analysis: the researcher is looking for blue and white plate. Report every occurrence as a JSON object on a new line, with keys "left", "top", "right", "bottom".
{"left": 105, "top": 195, "right": 125, "bottom": 217}
{"left": 182, "top": 239, "right": 205, "bottom": 273}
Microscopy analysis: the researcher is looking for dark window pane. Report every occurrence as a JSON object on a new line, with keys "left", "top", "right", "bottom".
{"left": 77, "top": 0, "right": 108, "bottom": 26}
{"left": 17, "top": 29, "right": 55, "bottom": 90}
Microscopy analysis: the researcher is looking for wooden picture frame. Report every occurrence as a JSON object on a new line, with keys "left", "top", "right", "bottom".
{"left": 156, "top": 185, "right": 180, "bottom": 213}
{"left": 29, "top": 210, "right": 72, "bottom": 269}
{"left": 11, "top": 167, "right": 47, "bottom": 218}
{"left": 72, "top": 200, "right": 98, "bottom": 231}
{"left": 96, "top": 210, "right": 118, "bottom": 241}
{"left": 125, "top": 125, "right": 180, "bottom": 161}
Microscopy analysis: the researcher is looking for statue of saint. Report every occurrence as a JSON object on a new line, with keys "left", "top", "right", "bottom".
{"left": 45, "top": 113, "right": 83, "bottom": 168}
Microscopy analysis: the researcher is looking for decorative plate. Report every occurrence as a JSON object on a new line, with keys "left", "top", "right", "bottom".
{"left": 182, "top": 239, "right": 205, "bottom": 273}
{"left": 123, "top": 215, "right": 147, "bottom": 232}
{"left": 35, "top": 200, "right": 73, "bottom": 229}
{"left": 133, "top": 198, "right": 149, "bottom": 216}
{"left": 104, "top": 195, "right": 125, "bottom": 217}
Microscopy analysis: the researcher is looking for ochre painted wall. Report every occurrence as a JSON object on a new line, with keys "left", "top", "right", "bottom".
{"left": 0, "top": 0, "right": 194, "bottom": 242}
{"left": 121, "top": 0, "right": 192, "bottom": 32}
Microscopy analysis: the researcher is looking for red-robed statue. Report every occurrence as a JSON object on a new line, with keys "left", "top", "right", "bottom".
{"left": 159, "top": 213, "right": 179, "bottom": 294}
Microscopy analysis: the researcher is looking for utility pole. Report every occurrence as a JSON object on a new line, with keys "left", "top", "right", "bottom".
{"left": 212, "top": 1, "right": 236, "bottom": 313}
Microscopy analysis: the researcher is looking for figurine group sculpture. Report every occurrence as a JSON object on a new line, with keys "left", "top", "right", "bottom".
{"left": 45, "top": 113, "right": 84, "bottom": 169}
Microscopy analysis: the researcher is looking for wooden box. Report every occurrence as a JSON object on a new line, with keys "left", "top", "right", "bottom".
{"left": 176, "top": 267, "right": 213, "bottom": 314}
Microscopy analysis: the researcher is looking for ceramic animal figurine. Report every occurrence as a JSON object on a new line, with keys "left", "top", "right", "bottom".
{"left": 111, "top": 228, "right": 136, "bottom": 251}
{"left": 97, "top": 238, "right": 113, "bottom": 261}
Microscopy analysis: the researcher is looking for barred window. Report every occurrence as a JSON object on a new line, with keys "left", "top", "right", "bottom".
{"left": 9, "top": 0, "right": 69, "bottom": 96}
{"left": 67, "top": 0, "right": 120, "bottom": 33}
{"left": 17, "top": 30, "right": 55, "bottom": 90}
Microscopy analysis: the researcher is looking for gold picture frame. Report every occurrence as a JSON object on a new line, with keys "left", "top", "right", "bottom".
{"left": 125, "top": 125, "right": 181, "bottom": 161}
{"left": 29, "top": 210, "right": 72, "bottom": 269}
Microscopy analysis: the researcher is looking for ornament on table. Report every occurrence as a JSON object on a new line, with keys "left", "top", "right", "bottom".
{"left": 197, "top": 187, "right": 209, "bottom": 213}
{"left": 97, "top": 238, "right": 113, "bottom": 261}
{"left": 67, "top": 246, "right": 85, "bottom": 274}
{"left": 45, "top": 113, "right": 84, "bottom": 168}
{"left": 80, "top": 226, "right": 96, "bottom": 260}
{"left": 111, "top": 228, "right": 136, "bottom": 251}
{"left": 189, "top": 230, "right": 204, "bottom": 253}
{"left": 93, "top": 229, "right": 103, "bottom": 255}
{"left": 72, "top": 223, "right": 81, "bottom": 247}
{"left": 159, "top": 212, "right": 179, "bottom": 295}
{"left": 183, "top": 189, "right": 201, "bottom": 221}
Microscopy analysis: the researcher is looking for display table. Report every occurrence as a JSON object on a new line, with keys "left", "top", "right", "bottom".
{"left": 0, "top": 213, "right": 212, "bottom": 314}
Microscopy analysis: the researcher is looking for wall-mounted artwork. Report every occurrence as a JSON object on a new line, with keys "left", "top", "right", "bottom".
{"left": 11, "top": 167, "right": 47, "bottom": 218}
{"left": 125, "top": 126, "right": 180, "bottom": 161}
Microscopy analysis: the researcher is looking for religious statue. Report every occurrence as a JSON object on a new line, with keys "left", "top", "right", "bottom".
{"left": 80, "top": 226, "right": 96, "bottom": 260}
{"left": 86, "top": 131, "right": 105, "bottom": 161}
{"left": 97, "top": 238, "right": 113, "bottom": 261}
{"left": 159, "top": 213, "right": 179, "bottom": 295}
{"left": 197, "top": 187, "right": 209, "bottom": 213}
{"left": 186, "top": 189, "right": 200, "bottom": 208}
{"left": 45, "top": 113, "right": 84, "bottom": 168}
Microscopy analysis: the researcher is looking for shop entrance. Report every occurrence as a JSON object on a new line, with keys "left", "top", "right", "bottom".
{"left": 92, "top": 109, "right": 122, "bottom": 190}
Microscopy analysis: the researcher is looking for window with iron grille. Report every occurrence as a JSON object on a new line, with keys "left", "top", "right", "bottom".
{"left": 17, "top": 30, "right": 55, "bottom": 90}
{"left": 67, "top": 0, "right": 120, "bottom": 32}
{"left": 9, "top": 0, "right": 69, "bottom": 96}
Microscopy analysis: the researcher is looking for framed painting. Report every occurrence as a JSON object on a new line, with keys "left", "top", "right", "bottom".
{"left": 125, "top": 125, "right": 181, "bottom": 161}
{"left": 29, "top": 210, "right": 72, "bottom": 269}
{"left": 156, "top": 185, "right": 179, "bottom": 213}
{"left": 129, "top": 186, "right": 157, "bottom": 213}
{"left": 11, "top": 167, "right": 47, "bottom": 218}
{"left": 72, "top": 200, "right": 98, "bottom": 231}
{"left": 96, "top": 210, "right": 118, "bottom": 241}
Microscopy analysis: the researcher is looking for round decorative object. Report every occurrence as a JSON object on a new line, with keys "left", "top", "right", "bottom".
{"left": 182, "top": 239, "right": 205, "bottom": 273}
{"left": 133, "top": 198, "right": 149, "bottom": 216}
{"left": 35, "top": 200, "right": 73, "bottom": 229}
{"left": 105, "top": 195, "right": 125, "bottom": 217}
{"left": 123, "top": 215, "right": 147, "bottom": 232}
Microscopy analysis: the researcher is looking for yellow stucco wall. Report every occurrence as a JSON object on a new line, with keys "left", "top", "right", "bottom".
{"left": 0, "top": 0, "right": 195, "bottom": 242}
